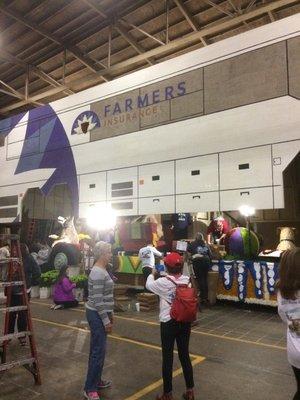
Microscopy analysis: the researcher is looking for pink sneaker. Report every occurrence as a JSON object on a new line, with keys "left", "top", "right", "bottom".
{"left": 83, "top": 391, "right": 100, "bottom": 400}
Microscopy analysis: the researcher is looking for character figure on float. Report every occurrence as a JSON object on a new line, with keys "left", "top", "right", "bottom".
{"left": 48, "top": 216, "right": 90, "bottom": 270}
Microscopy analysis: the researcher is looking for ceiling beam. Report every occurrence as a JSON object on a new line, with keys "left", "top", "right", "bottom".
{"left": 173, "top": 0, "right": 208, "bottom": 45}
{"left": 0, "top": 4, "right": 108, "bottom": 81}
{"left": 0, "top": 80, "right": 24, "bottom": 100}
{"left": 0, "top": 80, "right": 25, "bottom": 99}
{"left": 0, "top": 48, "right": 74, "bottom": 95}
{"left": 173, "top": 0, "right": 200, "bottom": 31}
{"left": 268, "top": 10, "right": 277, "bottom": 21}
{"left": 202, "top": 0, "right": 235, "bottom": 18}
{"left": 0, "top": 87, "right": 22, "bottom": 98}
{"left": 227, "top": 0, "right": 240, "bottom": 13}
{"left": 0, "top": 86, "right": 69, "bottom": 114}
{"left": 120, "top": 18, "right": 165, "bottom": 46}
{"left": 0, "top": 79, "right": 42, "bottom": 107}
{"left": 245, "top": 0, "right": 257, "bottom": 12}
{"left": 82, "top": 0, "right": 107, "bottom": 18}
{"left": 82, "top": 0, "right": 155, "bottom": 65}
{"left": 96, "top": 0, "right": 299, "bottom": 77}
{"left": 114, "top": 22, "right": 155, "bottom": 65}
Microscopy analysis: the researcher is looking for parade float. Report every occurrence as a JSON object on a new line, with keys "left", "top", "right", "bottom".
{"left": 114, "top": 210, "right": 297, "bottom": 306}
{"left": 210, "top": 226, "right": 297, "bottom": 306}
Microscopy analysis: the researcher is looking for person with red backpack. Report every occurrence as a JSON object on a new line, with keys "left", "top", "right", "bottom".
{"left": 146, "top": 252, "right": 197, "bottom": 400}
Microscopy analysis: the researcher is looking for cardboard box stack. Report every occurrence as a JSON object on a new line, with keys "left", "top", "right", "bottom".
{"left": 136, "top": 293, "right": 158, "bottom": 311}
{"left": 113, "top": 284, "right": 131, "bottom": 311}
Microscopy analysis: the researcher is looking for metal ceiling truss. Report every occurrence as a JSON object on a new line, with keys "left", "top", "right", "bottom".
{"left": 0, "top": 48, "right": 74, "bottom": 95}
{"left": 0, "top": 4, "right": 108, "bottom": 79}
{"left": 82, "top": 0, "right": 155, "bottom": 65}
{"left": 0, "top": 77, "right": 42, "bottom": 107}
{"left": 0, "top": 0, "right": 298, "bottom": 116}
{"left": 173, "top": 0, "right": 208, "bottom": 45}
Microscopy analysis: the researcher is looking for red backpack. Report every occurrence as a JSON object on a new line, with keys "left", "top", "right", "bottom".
{"left": 166, "top": 277, "right": 198, "bottom": 323}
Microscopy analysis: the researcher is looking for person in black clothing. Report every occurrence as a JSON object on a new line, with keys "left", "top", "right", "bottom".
{"left": 171, "top": 213, "right": 192, "bottom": 240}
{"left": 146, "top": 253, "right": 195, "bottom": 400}
{"left": 8, "top": 243, "right": 41, "bottom": 345}
{"left": 188, "top": 233, "right": 212, "bottom": 307}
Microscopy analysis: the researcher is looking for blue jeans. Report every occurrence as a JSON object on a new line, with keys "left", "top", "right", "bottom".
{"left": 84, "top": 308, "right": 107, "bottom": 392}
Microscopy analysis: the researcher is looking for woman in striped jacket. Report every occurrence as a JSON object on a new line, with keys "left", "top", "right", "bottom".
{"left": 83, "top": 241, "right": 114, "bottom": 400}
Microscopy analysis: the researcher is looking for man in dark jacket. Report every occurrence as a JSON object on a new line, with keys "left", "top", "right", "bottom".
{"left": 188, "top": 233, "right": 212, "bottom": 307}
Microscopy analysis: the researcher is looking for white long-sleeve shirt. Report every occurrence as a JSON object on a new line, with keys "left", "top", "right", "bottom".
{"left": 278, "top": 291, "right": 300, "bottom": 368}
{"left": 138, "top": 246, "right": 162, "bottom": 269}
{"left": 0, "top": 246, "right": 9, "bottom": 259}
{"left": 146, "top": 274, "right": 190, "bottom": 322}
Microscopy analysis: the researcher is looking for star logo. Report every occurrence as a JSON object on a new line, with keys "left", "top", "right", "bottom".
{"left": 71, "top": 111, "right": 100, "bottom": 135}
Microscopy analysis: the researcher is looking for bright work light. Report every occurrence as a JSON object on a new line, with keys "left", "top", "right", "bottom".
{"left": 239, "top": 205, "right": 255, "bottom": 217}
{"left": 86, "top": 204, "right": 117, "bottom": 231}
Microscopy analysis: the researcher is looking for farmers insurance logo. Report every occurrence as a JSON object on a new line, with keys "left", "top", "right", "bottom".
{"left": 71, "top": 111, "right": 100, "bottom": 135}
{"left": 71, "top": 81, "right": 186, "bottom": 134}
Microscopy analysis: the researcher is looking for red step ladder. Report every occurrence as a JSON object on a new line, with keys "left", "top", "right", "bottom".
{"left": 27, "top": 219, "right": 36, "bottom": 243}
{"left": 0, "top": 234, "right": 41, "bottom": 384}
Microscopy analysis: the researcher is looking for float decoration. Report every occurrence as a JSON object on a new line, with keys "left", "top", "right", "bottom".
{"left": 219, "top": 260, "right": 235, "bottom": 290}
{"left": 224, "top": 227, "right": 260, "bottom": 259}
{"left": 211, "top": 260, "right": 279, "bottom": 304}
{"left": 262, "top": 261, "right": 279, "bottom": 295}
{"left": 276, "top": 227, "right": 296, "bottom": 251}
{"left": 236, "top": 261, "right": 248, "bottom": 301}
{"left": 48, "top": 216, "right": 82, "bottom": 268}
{"left": 247, "top": 261, "right": 263, "bottom": 298}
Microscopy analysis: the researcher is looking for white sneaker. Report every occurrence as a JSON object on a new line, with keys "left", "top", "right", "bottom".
{"left": 54, "top": 304, "right": 63, "bottom": 310}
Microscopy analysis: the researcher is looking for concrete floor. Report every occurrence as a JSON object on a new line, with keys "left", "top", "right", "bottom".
{"left": 0, "top": 299, "right": 295, "bottom": 400}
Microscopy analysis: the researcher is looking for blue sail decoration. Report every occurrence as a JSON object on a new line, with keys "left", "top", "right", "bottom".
{"left": 219, "top": 260, "right": 235, "bottom": 290}
{"left": 246, "top": 261, "right": 263, "bottom": 298}
{"left": 261, "top": 262, "right": 279, "bottom": 295}
{"left": 236, "top": 261, "right": 248, "bottom": 301}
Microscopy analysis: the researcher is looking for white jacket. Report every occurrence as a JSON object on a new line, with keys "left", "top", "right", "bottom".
{"left": 138, "top": 246, "right": 162, "bottom": 269}
{"left": 146, "top": 274, "right": 190, "bottom": 322}
{"left": 278, "top": 291, "right": 300, "bottom": 368}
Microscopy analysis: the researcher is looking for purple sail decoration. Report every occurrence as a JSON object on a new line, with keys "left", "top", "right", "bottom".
{"left": 219, "top": 260, "right": 235, "bottom": 291}
{"left": 0, "top": 112, "right": 26, "bottom": 137}
{"left": 15, "top": 105, "right": 79, "bottom": 217}
{"left": 236, "top": 261, "right": 248, "bottom": 301}
{"left": 246, "top": 261, "right": 263, "bottom": 298}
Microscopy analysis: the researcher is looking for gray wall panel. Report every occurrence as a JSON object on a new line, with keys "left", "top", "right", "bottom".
{"left": 140, "top": 102, "right": 170, "bottom": 128}
{"left": 171, "top": 90, "right": 204, "bottom": 120}
{"left": 141, "top": 69, "right": 203, "bottom": 97}
{"left": 288, "top": 36, "right": 300, "bottom": 99}
{"left": 204, "top": 42, "right": 288, "bottom": 114}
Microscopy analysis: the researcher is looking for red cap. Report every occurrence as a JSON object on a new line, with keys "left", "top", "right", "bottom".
{"left": 164, "top": 252, "right": 183, "bottom": 268}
